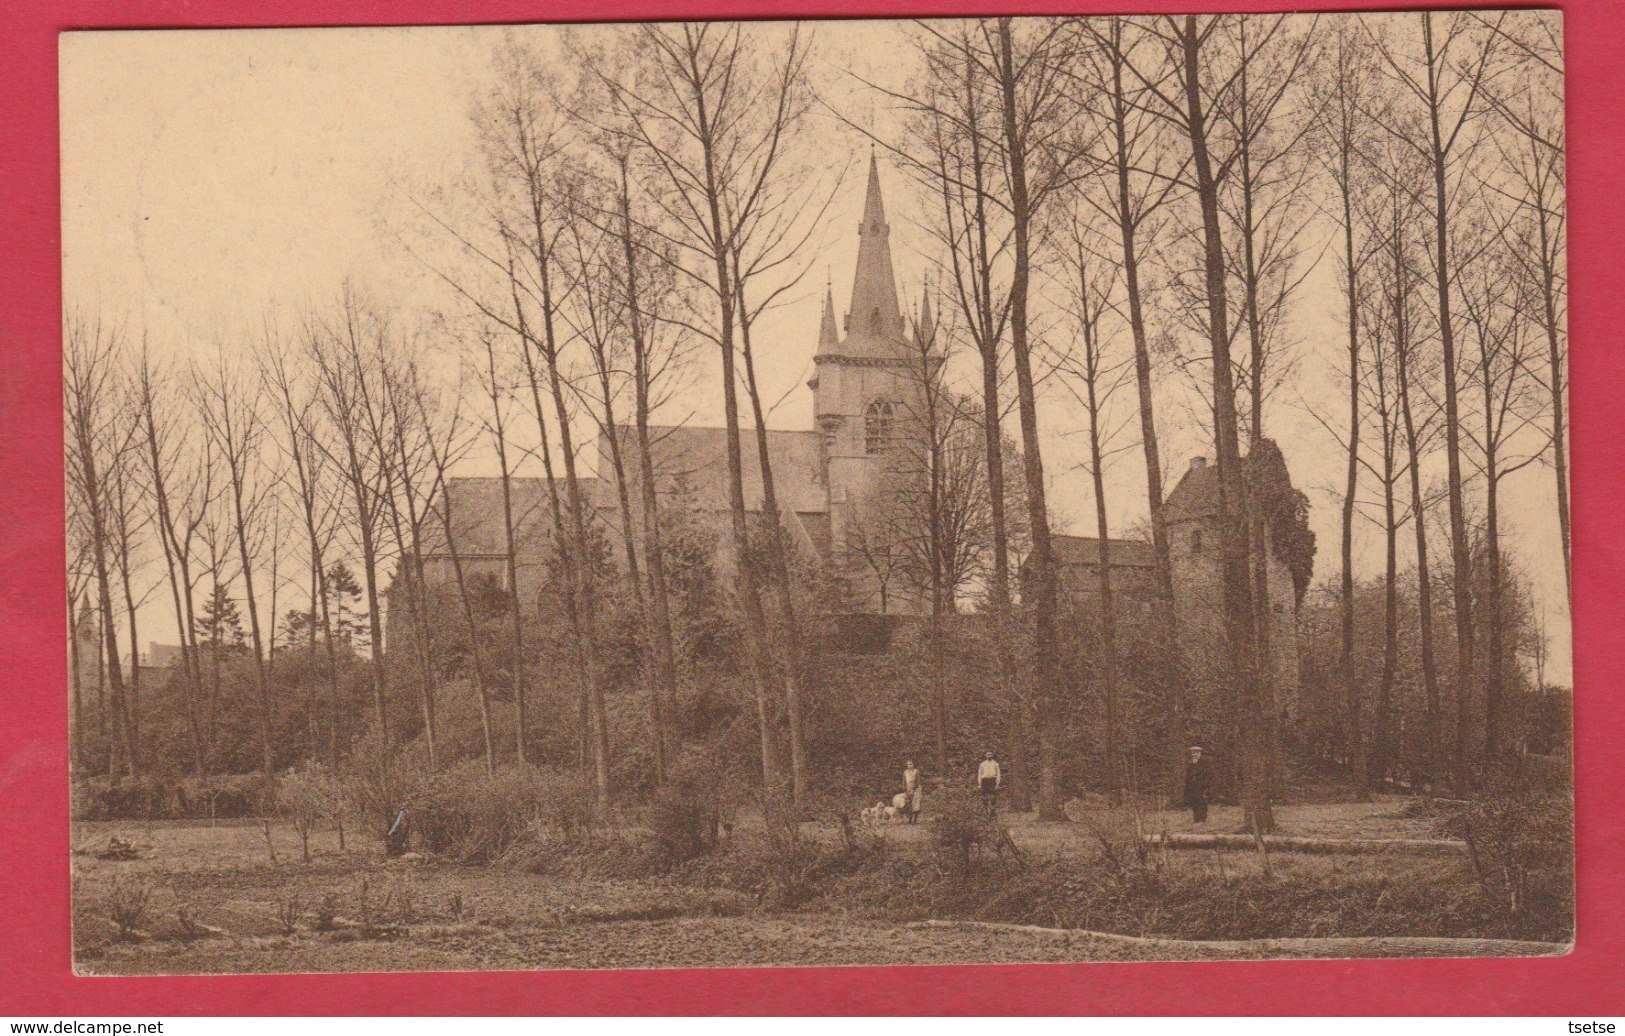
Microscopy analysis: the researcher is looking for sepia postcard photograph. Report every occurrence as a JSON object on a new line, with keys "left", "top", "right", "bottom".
{"left": 61, "top": 10, "right": 1574, "bottom": 976}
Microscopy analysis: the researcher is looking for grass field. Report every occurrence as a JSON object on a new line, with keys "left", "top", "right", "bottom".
{"left": 71, "top": 799, "right": 1569, "bottom": 975}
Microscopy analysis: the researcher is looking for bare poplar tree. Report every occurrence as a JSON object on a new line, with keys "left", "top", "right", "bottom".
{"left": 557, "top": 183, "right": 671, "bottom": 782}
{"left": 446, "top": 38, "right": 616, "bottom": 802}
{"left": 1070, "top": 17, "right": 1188, "bottom": 784}
{"left": 135, "top": 350, "right": 217, "bottom": 776}
{"left": 375, "top": 349, "right": 448, "bottom": 769}
{"left": 1380, "top": 159, "right": 1447, "bottom": 788}
{"left": 1053, "top": 220, "right": 1137, "bottom": 795}
{"left": 1459, "top": 219, "right": 1546, "bottom": 764}
{"left": 469, "top": 324, "right": 531, "bottom": 766}
{"left": 879, "top": 20, "right": 1024, "bottom": 801}
{"left": 195, "top": 344, "right": 277, "bottom": 779}
{"left": 105, "top": 408, "right": 150, "bottom": 776}
{"left": 1351, "top": 265, "right": 1410, "bottom": 787}
{"left": 306, "top": 290, "right": 397, "bottom": 769}
{"left": 1370, "top": 10, "right": 1507, "bottom": 789}
{"left": 1309, "top": 21, "right": 1378, "bottom": 798}
{"left": 263, "top": 348, "right": 346, "bottom": 768}
{"left": 542, "top": 95, "right": 698, "bottom": 782}
{"left": 605, "top": 151, "right": 692, "bottom": 784}
{"left": 1128, "top": 14, "right": 1275, "bottom": 830}
{"left": 591, "top": 22, "right": 820, "bottom": 813}
{"left": 414, "top": 367, "right": 500, "bottom": 773}
{"left": 984, "top": 16, "right": 1095, "bottom": 820}
{"left": 1482, "top": 12, "right": 1567, "bottom": 600}
{"left": 65, "top": 313, "right": 139, "bottom": 784}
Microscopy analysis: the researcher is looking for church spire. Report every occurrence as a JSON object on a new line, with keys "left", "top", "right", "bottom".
{"left": 817, "top": 279, "right": 839, "bottom": 354}
{"left": 845, "top": 152, "right": 905, "bottom": 347}
{"left": 916, "top": 285, "right": 935, "bottom": 347}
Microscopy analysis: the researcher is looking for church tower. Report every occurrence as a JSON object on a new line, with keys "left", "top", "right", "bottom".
{"left": 809, "top": 154, "right": 918, "bottom": 565}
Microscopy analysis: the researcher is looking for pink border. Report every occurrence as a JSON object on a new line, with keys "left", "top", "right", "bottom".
{"left": 3, "top": 0, "right": 1620, "bottom": 1015}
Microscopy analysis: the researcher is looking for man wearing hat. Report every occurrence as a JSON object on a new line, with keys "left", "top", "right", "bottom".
{"left": 1182, "top": 745, "right": 1212, "bottom": 824}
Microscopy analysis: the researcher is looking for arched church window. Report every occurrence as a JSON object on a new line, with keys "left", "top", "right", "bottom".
{"left": 865, "top": 398, "right": 896, "bottom": 455}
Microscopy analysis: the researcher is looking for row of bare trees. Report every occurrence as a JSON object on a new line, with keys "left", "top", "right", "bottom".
{"left": 863, "top": 11, "right": 1563, "bottom": 825}
{"left": 68, "top": 297, "right": 445, "bottom": 786}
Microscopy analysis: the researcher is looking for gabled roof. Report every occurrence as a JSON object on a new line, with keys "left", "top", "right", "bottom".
{"left": 417, "top": 475, "right": 603, "bottom": 558}
{"left": 599, "top": 424, "right": 827, "bottom": 516}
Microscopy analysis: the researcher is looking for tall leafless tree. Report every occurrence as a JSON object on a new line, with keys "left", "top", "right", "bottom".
{"left": 263, "top": 347, "right": 346, "bottom": 768}
{"left": 591, "top": 22, "right": 820, "bottom": 814}
{"left": 1309, "top": 22, "right": 1378, "bottom": 798}
{"left": 64, "top": 313, "right": 140, "bottom": 785}
{"left": 1370, "top": 10, "right": 1507, "bottom": 789}
{"left": 306, "top": 290, "right": 397, "bottom": 774}
{"left": 1053, "top": 221, "right": 1137, "bottom": 795}
{"left": 195, "top": 343, "right": 278, "bottom": 780}
{"left": 1129, "top": 14, "right": 1275, "bottom": 830}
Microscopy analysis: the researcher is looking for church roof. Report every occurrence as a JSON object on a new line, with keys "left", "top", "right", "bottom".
{"left": 417, "top": 424, "right": 828, "bottom": 569}
{"left": 1052, "top": 534, "right": 1157, "bottom": 570}
{"left": 600, "top": 424, "right": 828, "bottom": 516}
{"left": 417, "top": 475, "right": 601, "bottom": 558}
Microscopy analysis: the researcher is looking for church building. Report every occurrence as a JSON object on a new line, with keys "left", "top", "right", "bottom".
{"left": 415, "top": 154, "right": 934, "bottom": 615}
{"left": 414, "top": 154, "right": 1309, "bottom": 701}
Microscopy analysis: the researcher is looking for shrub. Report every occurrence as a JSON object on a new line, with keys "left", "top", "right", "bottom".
{"left": 665, "top": 822, "right": 889, "bottom": 911}
{"left": 727, "top": 827, "right": 834, "bottom": 909}
{"left": 1073, "top": 794, "right": 1163, "bottom": 876}
{"left": 646, "top": 785, "right": 714, "bottom": 864}
{"left": 644, "top": 749, "right": 741, "bottom": 865}
{"left": 276, "top": 761, "right": 345, "bottom": 861}
{"left": 409, "top": 762, "right": 583, "bottom": 864}
{"left": 271, "top": 893, "right": 302, "bottom": 935}
{"left": 106, "top": 880, "right": 150, "bottom": 941}
{"left": 338, "top": 731, "right": 434, "bottom": 845}
{"left": 929, "top": 781, "right": 1018, "bottom": 871}
{"left": 312, "top": 891, "right": 340, "bottom": 931}
{"left": 1446, "top": 763, "right": 1574, "bottom": 925}
{"left": 529, "top": 769, "right": 598, "bottom": 842}
{"left": 72, "top": 775, "right": 271, "bottom": 821}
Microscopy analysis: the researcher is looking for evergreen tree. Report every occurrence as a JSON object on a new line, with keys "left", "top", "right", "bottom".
{"left": 325, "top": 561, "right": 367, "bottom": 651}
{"left": 194, "top": 582, "right": 247, "bottom": 650}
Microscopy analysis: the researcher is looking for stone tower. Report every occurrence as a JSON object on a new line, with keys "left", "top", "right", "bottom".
{"left": 809, "top": 154, "right": 919, "bottom": 563}
{"left": 1163, "top": 454, "right": 1305, "bottom": 704}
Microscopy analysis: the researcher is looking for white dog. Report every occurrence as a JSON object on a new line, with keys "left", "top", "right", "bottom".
{"left": 860, "top": 800, "right": 901, "bottom": 825}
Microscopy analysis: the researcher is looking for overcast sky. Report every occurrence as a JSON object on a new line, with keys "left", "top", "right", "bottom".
{"left": 60, "top": 15, "right": 1571, "bottom": 685}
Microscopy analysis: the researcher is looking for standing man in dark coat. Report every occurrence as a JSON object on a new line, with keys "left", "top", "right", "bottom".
{"left": 1182, "top": 746, "right": 1212, "bottom": 824}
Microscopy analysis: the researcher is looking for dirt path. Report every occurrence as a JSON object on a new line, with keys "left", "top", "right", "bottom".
{"left": 80, "top": 913, "right": 1265, "bottom": 975}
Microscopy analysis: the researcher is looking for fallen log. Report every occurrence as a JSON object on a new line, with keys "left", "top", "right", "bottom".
{"left": 1142, "top": 832, "right": 1466, "bottom": 856}
{"left": 907, "top": 919, "right": 1568, "bottom": 958}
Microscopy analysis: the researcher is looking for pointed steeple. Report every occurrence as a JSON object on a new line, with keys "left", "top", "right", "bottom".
{"left": 845, "top": 152, "right": 906, "bottom": 349}
{"left": 817, "top": 280, "right": 840, "bottom": 355}
{"left": 916, "top": 286, "right": 935, "bottom": 348}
